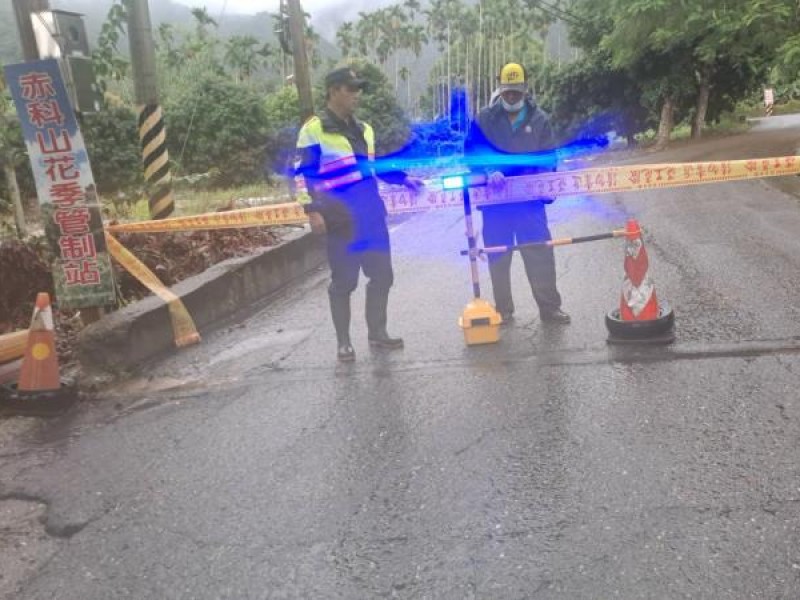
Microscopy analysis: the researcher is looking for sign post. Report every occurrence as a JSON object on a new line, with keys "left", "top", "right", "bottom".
{"left": 4, "top": 59, "right": 115, "bottom": 310}
{"left": 764, "top": 88, "right": 775, "bottom": 117}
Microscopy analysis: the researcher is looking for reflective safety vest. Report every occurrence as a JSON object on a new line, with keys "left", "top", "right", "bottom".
{"left": 293, "top": 113, "right": 376, "bottom": 206}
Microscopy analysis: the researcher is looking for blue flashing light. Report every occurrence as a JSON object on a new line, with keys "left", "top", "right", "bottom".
{"left": 442, "top": 175, "right": 466, "bottom": 190}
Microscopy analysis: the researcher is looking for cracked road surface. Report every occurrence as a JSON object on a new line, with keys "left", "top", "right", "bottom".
{"left": 2, "top": 117, "right": 800, "bottom": 598}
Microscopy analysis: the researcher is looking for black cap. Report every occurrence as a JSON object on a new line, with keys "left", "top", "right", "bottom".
{"left": 325, "top": 67, "right": 366, "bottom": 90}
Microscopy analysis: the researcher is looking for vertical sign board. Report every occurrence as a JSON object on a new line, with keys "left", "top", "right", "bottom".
{"left": 4, "top": 59, "right": 115, "bottom": 309}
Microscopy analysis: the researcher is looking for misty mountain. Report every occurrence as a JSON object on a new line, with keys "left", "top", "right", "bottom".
{"left": 0, "top": 0, "right": 338, "bottom": 66}
{"left": 1, "top": 0, "right": 574, "bottom": 113}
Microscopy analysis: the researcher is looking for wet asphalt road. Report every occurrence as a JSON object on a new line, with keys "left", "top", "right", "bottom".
{"left": 4, "top": 120, "right": 800, "bottom": 599}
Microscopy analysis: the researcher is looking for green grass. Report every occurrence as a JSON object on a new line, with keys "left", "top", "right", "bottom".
{"left": 103, "top": 180, "right": 294, "bottom": 221}
{"left": 632, "top": 111, "right": 752, "bottom": 148}
{"left": 772, "top": 99, "right": 800, "bottom": 116}
{"left": 738, "top": 98, "right": 800, "bottom": 118}
{"left": 3, "top": 180, "right": 296, "bottom": 238}
{"left": 172, "top": 181, "right": 292, "bottom": 216}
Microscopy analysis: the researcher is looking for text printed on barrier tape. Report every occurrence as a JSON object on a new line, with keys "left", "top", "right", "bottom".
{"left": 471, "top": 155, "right": 800, "bottom": 206}
{"left": 105, "top": 154, "right": 800, "bottom": 234}
{"left": 103, "top": 153, "right": 800, "bottom": 347}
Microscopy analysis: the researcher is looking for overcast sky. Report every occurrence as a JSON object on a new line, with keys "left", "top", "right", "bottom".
{"left": 173, "top": 0, "right": 319, "bottom": 15}
{"left": 173, "top": 0, "right": 392, "bottom": 38}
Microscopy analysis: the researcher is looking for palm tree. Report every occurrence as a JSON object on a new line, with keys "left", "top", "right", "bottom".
{"left": 403, "top": 0, "right": 421, "bottom": 22}
{"left": 387, "top": 5, "right": 408, "bottom": 90}
{"left": 224, "top": 35, "right": 260, "bottom": 81}
{"left": 406, "top": 24, "right": 427, "bottom": 59}
{"left": 257, "top": 42, "right": 276, "bottom": 75}
{"left": 376, "top": 38, "right": 392, "bottom": 66}
{"left": 356, "top": 12, "right": 383, "bottom": 63}
{"left": 354, "top": 16, "right": 370, "bottom": 58}
{"left": 425, "top": 0, "right": 450, "bottom": 115}
{"left": 190, "top": 7, "right": 217, "bottom": 41}
{"left": 458, "top": 8, "right": 479, "bottom": 116}
{"left": 399, "top": 65, "right": 411, "bottom": 112}
{"left": 336, "top": 21, "right": 356, "bottom": 57}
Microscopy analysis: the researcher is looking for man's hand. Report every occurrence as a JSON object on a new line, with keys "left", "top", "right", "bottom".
{"left": 487, "top": 171, "right": 505, "bottom": 190}
{"left": 404, "top": 176, "right": 424, "bottom": 195}
{"left": 308, "top": 211, "right": 326, "bottom": 235}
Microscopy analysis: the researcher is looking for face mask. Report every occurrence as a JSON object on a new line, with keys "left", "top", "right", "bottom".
{"left": 501, "top": 97, "right": 524, "bottom": 113}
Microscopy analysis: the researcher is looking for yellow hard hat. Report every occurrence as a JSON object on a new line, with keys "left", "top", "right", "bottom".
{"left": 498, "top": 63, "right": 527, "bottom": 92}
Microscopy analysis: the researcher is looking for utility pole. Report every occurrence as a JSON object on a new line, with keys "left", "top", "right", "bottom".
{"left": 286, "top": 0, "right": 314, "bottom": 122}
{"left": 128, "top": 0, "right": 158, "bottom": 105}
{"left": 127, "top": 0, "right": 174, "bottom": 219}
{"left": 11, "top": 0, "right": 49, "bottom": 61}
{"left": 7, "top": 0, "right": 49, "bottom": 238}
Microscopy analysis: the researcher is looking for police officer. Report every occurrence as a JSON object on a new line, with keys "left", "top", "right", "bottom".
{"left": 293, "top": 67, "right": 422, "bottom": 361}
{"left": 465, "top": 62, "right": 570, "bottom": 325}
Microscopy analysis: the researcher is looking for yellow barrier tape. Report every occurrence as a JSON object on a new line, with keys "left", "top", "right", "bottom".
{"left": 387, "top": 154, "right": 800, "bottom": 212}
{"left": 107, "top": 154, "right": 800, "bottom": 235}
{"left": 102, "top": 153, "right": 800, "bottom": 351}
{"left": 106, "top": 203, "right": 308, "bottom": 233}
{"left": 472, "top": 154, "right": 800, "bottom": 206}
{"left": 105, "top": 232, "right": 201, "bottom": 348}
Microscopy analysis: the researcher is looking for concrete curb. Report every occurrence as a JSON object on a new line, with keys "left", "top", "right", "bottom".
{"left": 77, "top": 228, "right": 325, "bottom": 375}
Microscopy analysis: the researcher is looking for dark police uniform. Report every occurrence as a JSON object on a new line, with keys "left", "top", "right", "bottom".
{"left": 465, "top": 97, "right": 564, "bottom": 320}
{"left": 294, "top": 104, "right": 410, "bottom": 348}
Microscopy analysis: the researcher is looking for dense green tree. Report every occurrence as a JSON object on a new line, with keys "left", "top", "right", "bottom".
{"left": 164, "top": 76, "right": 269, "bottom": 187}
{"left": 264, "top": 85, "right": 301, "bottom": 131}
{"left": 569, "top": 0, "right": 789, "bottom": 145}
{"left": 0, "top": 76, "right": 28, "bottom": 237}
{"left": 262, "top": 86, "right": 301, "bottom": 180}
{"left": 544, "top": 54, "right": 649, "bottom": 146}
{"left": 336, "top": 22, "right": 356, "bottom": 58}
{"left": 346, "top": 60, "right": 412, "bottom": 156}
{"left": 224, "top": 35, "right": 274, "bottom": 82}
{"left": 81, "top": 107, "right": 143, "bottom": 196}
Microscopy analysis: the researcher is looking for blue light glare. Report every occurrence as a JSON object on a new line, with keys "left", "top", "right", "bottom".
{"left": 276, "top": 85, "right": 624, "bottom": 235}
{"left": 442, "top": 175, "right": 466, "bottom": 190}
{"left": 368, "top": 137, "right": 611, "bottom": 177}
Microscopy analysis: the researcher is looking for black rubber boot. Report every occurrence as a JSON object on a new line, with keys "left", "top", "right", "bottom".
{"left": 540, "top": 308, "right": 571, "bottom": 324}
{"left": 365, "top": 286, "right": 403, "bottom": 349}
{"left": 330, "top": 293, "right": 355, "bottom": 361}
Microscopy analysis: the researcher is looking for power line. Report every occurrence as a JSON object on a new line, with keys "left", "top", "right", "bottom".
{"left": 538, "top": 0, "right": 585, "bottom": 23}
{"left": 527, "top": 0, "right": 586, "bottom": 27}
{"left": 176, "top": 0, "right": 230, "bottom": 173}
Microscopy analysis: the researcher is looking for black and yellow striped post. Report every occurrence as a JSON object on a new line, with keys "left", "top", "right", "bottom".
{"left": 137, "top": 103, "right": 174, "bottom": 219}
{"left": 128, "top": 0, "right": 174, "bottom": 219}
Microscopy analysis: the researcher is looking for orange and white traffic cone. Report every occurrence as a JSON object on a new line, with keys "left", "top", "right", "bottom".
{"left": 606, "top": 219, "right": 675, "bottom": 344}
{"left": 17, "top": 292, "right": 61, "bottom": 392}
{"left": 620, "top": 219, "right": 659, "bottom": 321}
